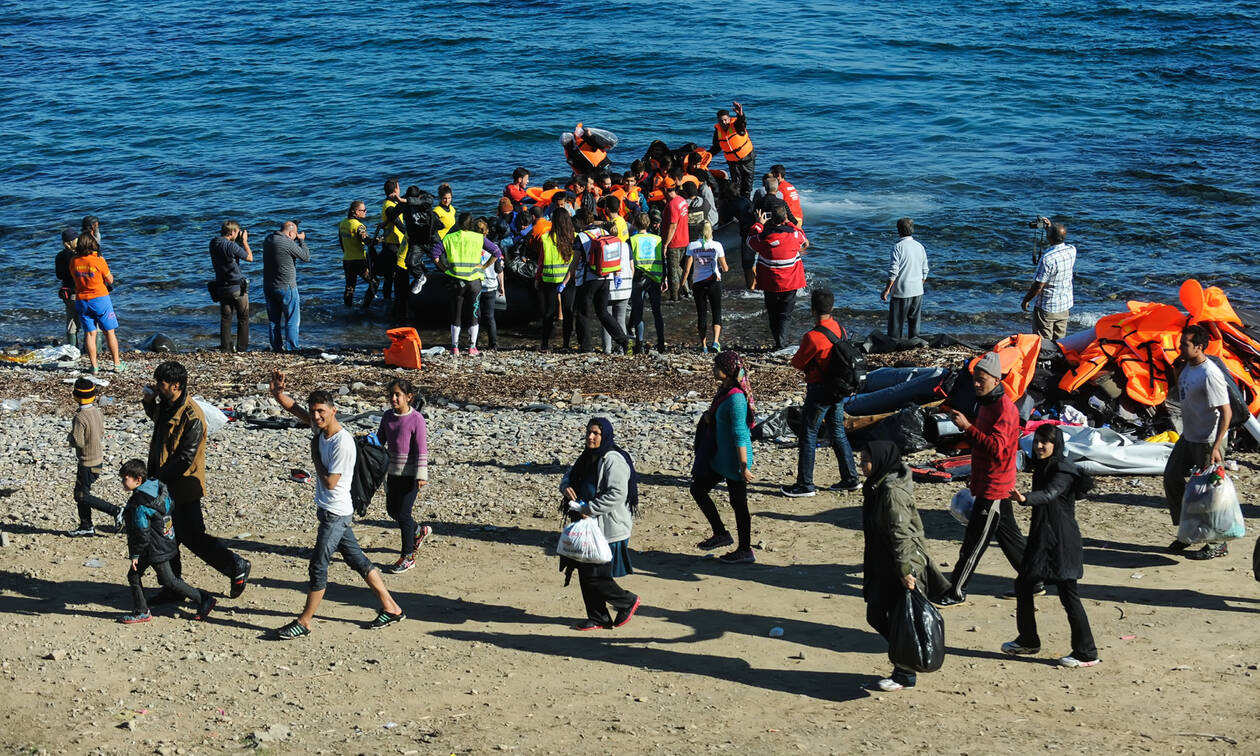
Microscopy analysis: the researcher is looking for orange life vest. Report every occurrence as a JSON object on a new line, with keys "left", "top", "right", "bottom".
{"left": 573, "top": 124, "right": 606, "bottom": 169}
{"left": 1180, "top": 279, "right": 1243, "bottom": 325}
{"left": 714, "top": 121, "right": 753, "bottom": 162}
{"left": 778, "top": 180, "right": 804, "bottom": 226}
{"left": 969, "top": 334, "right": 1042, "bottom": 400}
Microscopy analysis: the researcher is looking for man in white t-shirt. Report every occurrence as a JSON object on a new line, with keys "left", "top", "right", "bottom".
{"left": 1164, "top": 325, "right": 1233, "bottom": 560}
{"left": 269, "top": 370, "right": 405, "bottom": 637}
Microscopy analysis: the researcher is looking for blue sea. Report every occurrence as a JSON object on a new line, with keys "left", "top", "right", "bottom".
{"left": 2, "top": 1, "right": 1258, "bottom": 350}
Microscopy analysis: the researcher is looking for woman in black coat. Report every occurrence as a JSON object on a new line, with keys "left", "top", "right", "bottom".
{"left": 1004, "top": 425, "right": 1099, "bottom": 668}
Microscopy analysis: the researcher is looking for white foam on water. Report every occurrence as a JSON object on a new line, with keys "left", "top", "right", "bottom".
{"left": 799, "top": 189, "right": 937, "bottom": 221}
{"left": 1069, "top": 310, "right": 1107, "bottom": 328}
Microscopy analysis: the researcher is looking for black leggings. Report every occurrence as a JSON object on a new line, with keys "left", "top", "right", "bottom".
{"left": 538, "top": 281, "right": 576, "bottom": 348}
{"left": 384, "top": 475, "right": 419, "bottom": 557}
{"left": 342, "top": 260, "right": 368, "bottom": 306}
{"left": 692, "top": 278, "right": 722, "bottom": 336}
{"left": 691, "top": 466, "right": 750, "bottom": 551}
{"left": 129, "top": 558, "right": 206, "bottom": 614}
{"left": 477, "top": 288, "right": 498, "bottom": 348}
{"left": 447, "top": 276, "right": 482, "bottom": 329}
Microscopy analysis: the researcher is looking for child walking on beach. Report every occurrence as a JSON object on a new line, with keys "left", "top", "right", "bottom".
{"left": 66, "top": 377, "right": 122, "bottom": 536}
{"left": 117, "top": 459, "right": 216, "bottom": 624}
{"left": 376, "top": 379, "right": 431, "bottom": 574}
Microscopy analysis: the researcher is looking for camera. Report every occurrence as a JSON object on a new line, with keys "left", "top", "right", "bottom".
{"left": 1025, "top": 217, "right": 1049, "bottom": 229}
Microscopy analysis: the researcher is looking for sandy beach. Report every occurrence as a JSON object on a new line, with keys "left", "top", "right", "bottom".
{"left": 0, "top": 347, "right": 1257, "bottom": 754}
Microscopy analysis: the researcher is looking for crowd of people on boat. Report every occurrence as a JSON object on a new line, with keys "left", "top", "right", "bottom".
{"left": 52, "top": 102, "right": 1083, "bottom": 365}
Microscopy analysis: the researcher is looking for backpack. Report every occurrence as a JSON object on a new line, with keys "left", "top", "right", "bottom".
{"left": 1204, "top": 355, "right": 1250, "bottom": 428}
{"left": 813, "top": 324, "right": 867, "bottom": 401}
{"left": 351, "top": 434, "right": 389, "bottom": 517}
{"left": 586, "top": 234, "right": 623, "bottom": 275}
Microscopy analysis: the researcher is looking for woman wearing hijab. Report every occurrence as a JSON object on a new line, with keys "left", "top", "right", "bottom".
{"left": 1005, "top": 425, "right": 1099, "bottom": 667}
{"left": 861, "top": 441, "right": 949, "bottom": 692}
{"left": 560, "top": 417, "right": 642, "bottom": 631}
{"left": 691, "top": 350, "right": 757, "bottom": 563}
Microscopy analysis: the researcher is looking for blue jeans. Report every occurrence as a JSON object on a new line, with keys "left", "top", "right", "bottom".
{"left": 264, "top": 286, "right": 300, "bottom": 352}
{"left": 797, "top": 384, "right": 857, "bottom": 489}
{"left": 308, "top": 507, "right": 375, "bottom": 591}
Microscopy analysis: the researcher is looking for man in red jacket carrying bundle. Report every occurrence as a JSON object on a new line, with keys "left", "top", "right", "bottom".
{"left": 937, "top": 352, "right": 1029, "bottom": 606}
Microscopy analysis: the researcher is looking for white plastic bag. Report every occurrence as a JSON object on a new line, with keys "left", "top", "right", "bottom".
{"left": 949, "top": 488, "right": 974, "bottom": 525}
{"left": 1178, "top": 466, "right": 1246, "bottom": 544}
{"left": 194, "top": 397, "right": 229, "bottom": 435}
{"left": 557, "top": 517, "right": 612, "bottom": 564}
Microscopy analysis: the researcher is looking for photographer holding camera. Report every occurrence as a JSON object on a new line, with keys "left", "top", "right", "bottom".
{"left": 209, "top": 221, "right": 253, "bottom": 352}
{"left": 1020, "top": 216, "right": 1077, "bottom": 340}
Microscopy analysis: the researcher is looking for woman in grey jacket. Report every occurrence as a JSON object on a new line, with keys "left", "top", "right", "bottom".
{"left": 561, "top": 417, "right": 642, "bottom": 631}
{"left": 861, "top": 441, "right": 949, "bottom": 691}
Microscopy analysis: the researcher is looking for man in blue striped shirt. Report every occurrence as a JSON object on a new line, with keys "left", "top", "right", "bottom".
{"left": 1021, "top": 218, "right": 1077, "bottom": 340}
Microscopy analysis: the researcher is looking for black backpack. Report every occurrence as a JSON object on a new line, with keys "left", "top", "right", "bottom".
{"left": 813, "top": 325, "right": 867, "bottom": 401}
{"left": 351, "top": 435, "right": 389, "bottom": 517}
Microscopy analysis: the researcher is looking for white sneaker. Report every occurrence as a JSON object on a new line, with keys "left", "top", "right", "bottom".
{"left": 410, "top": 274, "right": 426, "bottom": 295}
{"left": 1058, "top": 656, "right": 1101, "bottom": 668}
{"left": 873, "top": 678, "right": 904, "bottom": 692}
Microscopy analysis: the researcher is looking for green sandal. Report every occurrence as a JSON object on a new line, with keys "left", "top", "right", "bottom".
{"left": 275, "top": 620, "right": 310, "bottom": 639}
{"left": 364, "top": 610, "right": 405, "bottom": 630}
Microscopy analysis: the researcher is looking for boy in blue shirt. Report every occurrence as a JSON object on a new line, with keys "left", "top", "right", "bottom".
{"left": 117, "top": 459, "right": 216, "bottom": 624}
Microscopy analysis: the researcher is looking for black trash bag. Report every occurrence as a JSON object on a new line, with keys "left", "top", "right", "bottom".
{"left": 863, "top": 330, "right": 928, "bottom": 354}
{"left": 139, "top": 333, "right": 176, "bottom": 353}
{"left": 943, "top": 360, "right": 979, "bottom": 418}
{"left": 925, "top": 333, "right": 982, "bottom": 351}
{"left": 849, "top": 404, "right": 931, "bottom": 455}
{"left": 752, "top": 406, "right": 810, "bottom": 441}
{"left": 888, "top": 588, "right": 945, "bottom": 674}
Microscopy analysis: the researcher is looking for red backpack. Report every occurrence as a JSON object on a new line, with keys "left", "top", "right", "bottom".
{"left": 586, "top": 234, "right": 624, "bottom": 275}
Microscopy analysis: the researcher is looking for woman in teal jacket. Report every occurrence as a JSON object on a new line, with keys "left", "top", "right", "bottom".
{"left": 691, "top": 350, "right": 757, "bottom": 563}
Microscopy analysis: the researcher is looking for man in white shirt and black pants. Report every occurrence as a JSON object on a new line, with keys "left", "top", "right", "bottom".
{"left": 1164, "top": 325, "right": 1232, "bottom": 560}
{"left": 881, "top": 217, "right": 928, "bottom": 339}
{"left": 269, "top": 370, "right": 405, "bottom": 637}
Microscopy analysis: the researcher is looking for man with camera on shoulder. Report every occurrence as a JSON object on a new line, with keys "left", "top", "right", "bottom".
{"left": 1021, "top": 216, "right": 1076, "bottom": 340}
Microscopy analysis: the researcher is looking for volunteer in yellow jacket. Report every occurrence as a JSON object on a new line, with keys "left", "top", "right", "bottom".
{"left": 628, "top": 212, "right": 666, "bottom": 353}
{"left": 431, "top": 212, "right": 503, "bottom": 356}
{"left": 380, "top": 178, "right": 410, "bottom": 308}
{"left": 434, "top": 183, "right": 457, "bottom": 239}
{"left": 338, "top": 201, "right": 372, "bottom": 307}
{"left": 711, "top": 101, "right": 756, "bottom": 198}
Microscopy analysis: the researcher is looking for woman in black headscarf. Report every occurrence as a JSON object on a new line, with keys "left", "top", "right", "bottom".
{"left": 560, "top": 417, "right": 642, "bottom": 631}
{"left": 1004, "top": 424, "right": 1098, "bottom": 668}
{"left": 861, "top": 441, "right": 948, "bottom": 691}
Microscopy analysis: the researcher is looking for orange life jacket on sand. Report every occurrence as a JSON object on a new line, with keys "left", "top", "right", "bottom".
{"left": 970, "top": 334, "right": 1042, "bottom": 400}
{"left": 1059, "top": 312, "right": 1130, "bottom": 393}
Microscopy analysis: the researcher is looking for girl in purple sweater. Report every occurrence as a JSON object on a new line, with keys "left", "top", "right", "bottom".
{"left": 377, "top": 379, "right": 431, "bottom": 574}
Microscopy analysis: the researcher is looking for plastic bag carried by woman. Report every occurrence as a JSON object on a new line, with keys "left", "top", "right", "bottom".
{"left": 558, "top": 517, "right": 612, "bottom": 564}
{"left": 888, "top": 588, "right": 946, "bottom": 673}
{"left": 1178, "top": 465, "right": 1246, "bottom": 545}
